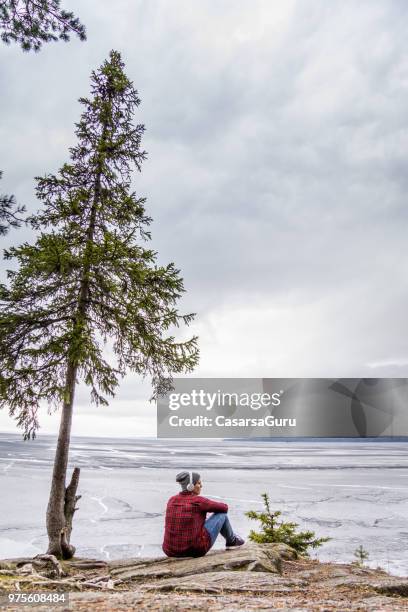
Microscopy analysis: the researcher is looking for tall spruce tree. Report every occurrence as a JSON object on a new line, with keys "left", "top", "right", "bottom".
{"left": 0, "top": 50, "right": 199, "bottom": 558}
{"left": 1, "top": 0, "right": 86, "bottom": 51}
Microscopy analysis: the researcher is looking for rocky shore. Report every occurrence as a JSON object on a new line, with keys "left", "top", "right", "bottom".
{"left": 1, "top": 543, "right": 407, "bottom": 611}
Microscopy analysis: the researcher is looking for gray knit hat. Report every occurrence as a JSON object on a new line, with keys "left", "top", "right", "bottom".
{"left": 176, "top": 471, "right": 200, "bottom": 491}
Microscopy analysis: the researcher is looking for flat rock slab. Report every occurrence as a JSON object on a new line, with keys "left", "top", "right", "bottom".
{"left": 144, "top": 569, "right": 308, "bottom": 594}
{"left": 2, "top": 545, "right": 408, "bottom": 610}
{"left": 108, "top": 543, "right": 296, "bottom": 582}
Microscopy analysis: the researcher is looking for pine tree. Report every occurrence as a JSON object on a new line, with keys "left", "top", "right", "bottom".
{"left": 353, "top": 545, "right": 369, "bottom": 567}
{"left": 246, "top": 493, "right": 330, "bottom": 556}
{"left": 0, "top": 50, "right": 199, "bottom": 558}
{"left": 1, "top": 0, "right": 86, "bottom": 51}
{"left": 0, "top": 171, "right": 26, "bottom": 235}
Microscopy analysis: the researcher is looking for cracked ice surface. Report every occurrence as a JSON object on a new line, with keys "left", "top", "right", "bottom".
{"left": 0, "top": 433, "right": 407, "bottom": 576}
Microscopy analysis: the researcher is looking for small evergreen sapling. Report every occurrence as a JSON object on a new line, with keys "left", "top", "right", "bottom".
{"left": 246, "top": 493, "right": 330, "bottom": 556}
{"left": 353, "top": 545, "right": 369, "bottom": 567}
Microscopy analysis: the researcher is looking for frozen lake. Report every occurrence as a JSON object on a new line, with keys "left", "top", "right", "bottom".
{"left": 0, "top": 433, "right": 407, "bottom": 576}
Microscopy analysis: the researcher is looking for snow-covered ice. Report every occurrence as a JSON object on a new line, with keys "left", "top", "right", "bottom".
{"left": 0, "top": 433, "right": 407, "bottom": 576}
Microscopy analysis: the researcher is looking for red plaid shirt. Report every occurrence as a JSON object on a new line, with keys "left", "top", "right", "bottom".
{"left": 162, "top": 491, "right": 228, "bottom": 557}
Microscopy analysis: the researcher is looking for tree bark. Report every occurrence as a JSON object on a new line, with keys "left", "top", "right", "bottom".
{"left": 46, "top": 362, "right": 78, "bottom": 559}
{"left": 64, "top": 466, "right": 81, "bottom": 545}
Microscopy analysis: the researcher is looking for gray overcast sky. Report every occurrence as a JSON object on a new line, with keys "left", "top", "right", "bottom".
{"left": 1, "top": 0, "right": 408, "bottom": 437}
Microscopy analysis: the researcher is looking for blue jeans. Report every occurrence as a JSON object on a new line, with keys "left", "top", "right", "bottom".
{"left": 204, "top": 512, "right": 235, "bottom": 547}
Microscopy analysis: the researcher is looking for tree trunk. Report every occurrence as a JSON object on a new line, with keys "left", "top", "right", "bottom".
{"left": 64, "top": 466, "right": 81, "bottom": 545}
{"left": 45, "top": 100, "right": 108, "bottom": 559}
{"left": 46, "top": 362, "right": 79, "bottom": 559}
